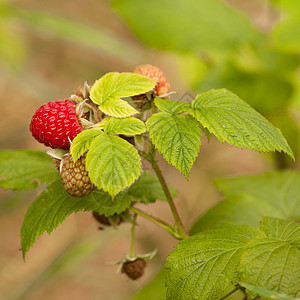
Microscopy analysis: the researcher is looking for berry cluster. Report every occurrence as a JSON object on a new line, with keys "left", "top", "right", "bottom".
{"left": 29, "top": 65, "right": 169, "bottom": 279}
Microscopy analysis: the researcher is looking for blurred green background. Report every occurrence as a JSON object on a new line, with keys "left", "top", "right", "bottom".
{"left": 0, "top": 0, "right": 299, "bottom": 299}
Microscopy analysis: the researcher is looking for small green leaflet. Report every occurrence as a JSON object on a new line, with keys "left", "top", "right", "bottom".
{"left": 239, "top": 217, "right": 300, "bottom": 298}
{"left": 190, "top": 89, "right": 294, "bottom": 159}
{"left": 86, "top": 134, "right": 141, "bottom": 197}
{"left": 165, "top": 223, "right": 262, "bottom": 300}
{"left": 147, "top": 99, "right": 201, "bottom": 178}
{"left": 21, "top": 179, "right": 132, "bottom": 259}
{"left": 0, "top": 150, "right": 57, "bottom": 190}
{"left": 128, "top": 171, "right": 177, "bottom": 204}
{"left": 70, "top": 128, "right": 103, "bottom": 162}
{"left": 90, "top": 72, "right": 156, "bottom": 118}
{"left": 154, "top": 98, "right": 191, "bottom": 115}
{"left": 190, "top": 170, "right": 300, "bottom": 234}
{"left": 103, "top": 117, "right": 146, "bottom": 135}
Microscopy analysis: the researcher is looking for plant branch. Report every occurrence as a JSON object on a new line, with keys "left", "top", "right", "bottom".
{"left": 130, "top": 207, "right": 182, "bottom": 239}
{"left": 150, "top": 151, "right": 189, "bottom": 239}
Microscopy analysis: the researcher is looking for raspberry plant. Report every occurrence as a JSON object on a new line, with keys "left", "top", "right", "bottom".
{"left": 0, "top": 65, "right": 299, "bottom": 300}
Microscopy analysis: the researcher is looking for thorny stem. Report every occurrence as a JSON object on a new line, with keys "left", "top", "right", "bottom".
{"left": 130, "top": 214, "right": 137, "bottom": 258}
{"left": 136, "top": 98, "right": 189, "bottom": 240}
{"left": 220, "top": 286, "right": 240, "bottom": 300}
{"left": 130, "top": 207, "right": 182, "bottom": 239}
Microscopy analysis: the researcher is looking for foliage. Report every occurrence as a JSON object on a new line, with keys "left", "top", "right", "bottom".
{"left": 1, "top": 1, "right": 300, "bottom": 296}
{"left": 191, "top": 170, "right": 300, "bottom": 234}
{"left": 0, "top": 150, "right": 57, "bottom": 190}
{"left": 165, "top": 217, "right": 300, "bottom": 300}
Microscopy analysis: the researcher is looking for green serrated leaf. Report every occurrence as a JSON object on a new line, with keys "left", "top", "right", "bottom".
{"left": 260, "top": 217, "right": 300, "bottom": 248}
{"left": 70, "top": 128, "right": 103, "bottom": 162}
{"left": 154, "top": 98, "right": 191, "bottom": 114}
{"left": 21, "top": 179, "right": 132, "bottom": 259}
{"left": 86, "top": 133, "right": 141, "bottom": 197}
{"left": 128, "top": 171, "right": 177, "bottom": 204}
{"left": 191, "top": 171, "right": 300, "bottom": 234}
{"left": 165, "top": 223, "right": 262, "bottom": 300}
{"left": 0, "top": 150, "right": 57, "bottom": 190}
{"left": 190, "top": 89, "right": 294, "bottom": 159}
{"left": 147, "top": 112, "right": 201, "bottom": 178}
{"left": 239, "top": 218, "right": 300, "bottom": 298}
{"left": 104, "top": 117, "right": 146, "bottom": 135}
{"left": 90, "top": 72, "right": 156, "bottom": 118}
{"left": 240, "top": 283, "right": 295, "bottom": 300}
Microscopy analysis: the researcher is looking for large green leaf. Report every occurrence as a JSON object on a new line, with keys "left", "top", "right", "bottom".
{"left": 190, "top": 89, "right": 294, "bottom": 159}
{"left": 112, "top": 0, "right": 260, "bottom": 54}
{"left": 86, "top": 133, "right": 141, "bottom": 197}
{"left": 165, "top": 223, "right": 262, "bottom": 300}
{"left": 191, "top": 171, "right": 300, "bottom": 234}
{"left": 216, "top": 170, "right": 300, "bottom": 221}
{"left": 21, "top": 179, "right": 132, "bottom": 259}
{"left": 128, "top": 171, "right": 177, "bottom": 204}
{"left": 70, "top": 128, "right": 103, "bottom": 162}
{"left": 90, "top": 72, "right": 156, "bottom": 118}
{"left": 239, "top": 217, "right": 300, "bottom": 298}
{"left": 0, "top": 150, "right": 57, "bottom": 190}
{"left": 147, "top": 100, "right": 202, "bottom": 178}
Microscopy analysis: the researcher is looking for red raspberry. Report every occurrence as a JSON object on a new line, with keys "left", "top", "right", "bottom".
{"left": 30, "top": 100, "right": 82, "bottom": 149}
{"left": 133, "top": 64, "right": 170, "bottom": 96}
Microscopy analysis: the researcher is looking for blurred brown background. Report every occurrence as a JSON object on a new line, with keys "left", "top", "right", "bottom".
{"left": 0, "top": 0, "right": 299, "bottom": 299}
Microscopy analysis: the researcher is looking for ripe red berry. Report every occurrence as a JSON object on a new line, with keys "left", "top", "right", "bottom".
{"left": 133, "top": 64, "right": 170, "bottom": 96}
{"left": 60, "top": 153, "right": 95, "bottom": 197}
{"left": 30, "top": 100, "right": 82, "bottom": 149}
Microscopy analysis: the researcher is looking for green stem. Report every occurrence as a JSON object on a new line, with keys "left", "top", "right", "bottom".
{"left": 151, "top": 100, "right": 156, "bottom": 115}
{"left": 130, "top": 207, "right": 182, "bottom": 239}
{"left": 220, "top": 286, "right": 240, "bottom": 300}
{"left": 150, "top": 151, "right": 189, "bottom": 240}
{"left": 130, "top": 214, "right": 137, "bottom": 258}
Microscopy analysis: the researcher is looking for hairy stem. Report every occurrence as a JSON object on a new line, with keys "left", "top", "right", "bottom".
{"left": 130, "top": 207, "right": 182, "bottom": 239}
{"left": 150, "top": 152, "right": 189, "bottom": 239}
